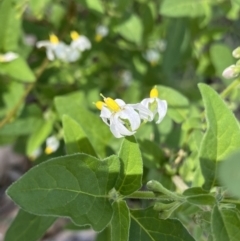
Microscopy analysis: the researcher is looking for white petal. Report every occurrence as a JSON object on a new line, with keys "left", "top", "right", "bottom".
{"left": 128, "top": 103, "right": 153, "bottom": 121}
{"left": 119, "top": 107, "right": 140, "bottom": 131}
{"left": 140, "top": 98, "right": 154, "bottom": 109}
{"left": 114, "top": 99, "right": 126, "bottom": 107}
{"left": 36, "top": 41, "right": 51, "bottom": 48}
{"left": 111, "top": 114, "right": 135, "bottom": 137}
{"left": 46, "top": 48, "right": 55, "bottom": 61}
{"left": 100, "top": 106, "right": 112, "bottom": 119}
{"left": 155, "top": 99, "right": 168, "bottom": 124}
{"left": 46, "top": 136, "right": 60, "bottom": 152}
{"left": 2, "top": 52, "right": 18, "bottom": 62}
{"left": 71, "top": 36, "right": 91, "bottom": 52}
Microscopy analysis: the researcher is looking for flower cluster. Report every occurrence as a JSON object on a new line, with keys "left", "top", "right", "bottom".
{"left": 95, "top": 86, "right": 167, "bottom": 138}
{"left": 36, "top": 32, "right": 91, "bottom": 63}
{"left": 222, "top": 46, "right": 240, "bottom": 79}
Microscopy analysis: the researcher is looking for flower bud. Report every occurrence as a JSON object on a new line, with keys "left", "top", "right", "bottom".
{"left": 222, "top": 65, "right": 239, "bottom": 79}
{"left": 232, "top": 47, "right": 240, "bottom": 59}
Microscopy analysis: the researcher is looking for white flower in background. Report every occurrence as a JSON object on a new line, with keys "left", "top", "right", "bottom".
{"left": 0, "top": 52, "right": 18, "bottom": 63}
{"left": 121, "top": 70, "right": 132, "bottom": 87}
{"left": 95, "top": 25, "right": 109, "bottom": 42}
{"left": 45, "top": 136, "right": 60, "bottom": 155}
{"left": 232, "top": 47, "right": 240, "bottom": 59}
{"left": 143, "top": 49, "right": 160, "bottom": 66}
{"left": 36, "top": 34, "right": 67, "bottom": 61}
{"left": 139, "top": 86, "right": 167, "bottom": 124}
{"left": 62, "top": 45, "right": 81, "bottom": 63}
{"left": 95, "top": 96, "right": 142, "bottom": 138}
{"left": 222, "top": 65, "right": 239, "bottom": 79}
{"left": 70, "top": 31, "right": 91, "bottom": 52}
{"left": 156, "top": 39, "right": 167, "bottom": 52}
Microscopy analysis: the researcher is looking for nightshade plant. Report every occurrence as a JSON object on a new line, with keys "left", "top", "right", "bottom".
{"left": 2, "top": 1, "right": 240, "bottom": 241}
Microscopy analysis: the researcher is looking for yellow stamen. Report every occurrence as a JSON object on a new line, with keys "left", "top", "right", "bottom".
{"left": 95, "top": 34, "right": 103, "bottom": 42}
{"left": 45, "top": 146, "right": 53, "bottom": 155}
{"left": 150, "top": 86, "right": 158, "bottom": 98}
{"left": 70, "top": 31, "right": 80, "bottom": 40}
{"left": 95, "top": 101, "right": 105, "bottom": 110}
{"left": 104, "top": 98, "right": 121, "bottom": 112}
{"left": 49, "top": 34, "right": 59, "bottom": 44}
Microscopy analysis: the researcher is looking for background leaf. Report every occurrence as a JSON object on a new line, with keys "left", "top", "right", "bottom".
{"left": 115, "top": 136, "right": 143, "bottom": 195}
{"left": 62, "top": 114, "right": 97, "bottom": 157}
{"left": 7, "top": 154, "right": 119, "bottom": 231}
{"left": 218, "top": 150, "right": 240, "bottom": 198}
{"left": 198, "top": 84, "right": 240, "bottom": 190}
{"left": 4, "top": 209, "right": 56, "bottom": 241}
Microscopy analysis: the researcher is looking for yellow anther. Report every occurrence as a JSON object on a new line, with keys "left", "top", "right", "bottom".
{"left": 49, "top": 34, "right": 59, "bottom": 44}
{"left": 104, "top": 98, "right": 121, "bottom": 112}
{"left": 95, "top": 101, "right": 105, "bottom": 110}
{"left": 150, "top": 86, "right": 158, "bottom": 98}
{"left": 70, "top": 31, "right": 80, "bottom": 40}
{"left": 45, "top": 146, "right": 53, "bottom": 155}
{"left": 95, "top": 34, "right": 103, "bottom": 42}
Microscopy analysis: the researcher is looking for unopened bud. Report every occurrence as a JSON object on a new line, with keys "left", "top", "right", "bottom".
{"left": 222, "top": 65, "right": 239, "bottom": 79}
{"left": 232, "top": 47, "right": 240, "bottom": 59}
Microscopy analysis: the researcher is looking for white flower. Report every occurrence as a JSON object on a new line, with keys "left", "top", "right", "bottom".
{"left": 0, "top": 52, "right": 18, "bottom": 62}
{"left": 95, "top": 97, "right": 142, "bottom": 138}
{"left": 232, "top": 47, "right": 240, "bottom": 59}
{"left": 95, "top": 25, "right": 109, "bottom": 42}
{"left": 139, "top": 86, "right": 167, "bottom": 124}
{"left": 45, "top": 136, "right": 60, "bottom": 154}
{"left": 222, "top": 65, "right": 239, "bottom": 79}
{"left": 70, "top": 31, "right": 91, "bottom": 52}
{"left": 29, "top": 147, "right": 42, "bottom": 160}
{"left": 156, "top": 40, "right": 167, "bottom": 52}
{"left": 61, "top": 45, "right": 81, "bottom": 63}
{"left": 143, "top": 49, "right": 160, "bottom": 66}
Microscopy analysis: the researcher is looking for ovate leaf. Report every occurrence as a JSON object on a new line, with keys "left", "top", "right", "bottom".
{"left": 111, "top": 201, "right": 130, "bottom": 241}
{"left": 211, "top": 205, "right": 240, "bottom": 241}
{"left": 130, "top": 208, "right": 195, "bottom": 241}
{"left": 115, "top": 136, "right": 143, "bottom": 195}
{"left": 115, "top": 15, "right": 143, "bottom": 44}
{"left": 7, "top": 154, "right": 119, "bottom": 231}
{"left": 4, "top": 209, "right": 56, "bottom": 241}
{"left": 62, "top": 115, "right": 97, "bottom": 157}
{"left": 198, "top": 84, "right": 240, "bottom": 190}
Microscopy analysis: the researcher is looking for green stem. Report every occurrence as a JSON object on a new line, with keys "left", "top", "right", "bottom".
{"left": 125, "top": 191, "right": 169, "bottom": 200}
{"left": 221, "top": 199, "right": 240, "bottom": 205}
{"left": 220, "top": 78, "right": 240, "bottom": 98}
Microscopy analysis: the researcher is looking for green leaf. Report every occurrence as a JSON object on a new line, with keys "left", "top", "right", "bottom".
{"left": 115, "top": 15, "right": 143, "bottom": 44}
{"left": 4, "top": 209, "right": 56, "bottom": 241}
{"left": 111, "top": 201, "right": 130, "bottom": 241}
{"left": 160, "top": 0, "right": 213, "bottom": 18}
{"left": 130, "top": 208, "right": 195, "bottom": 241}
{"left": 211, "top": 205, "right": 240, "bottom": 241}
{"left": 218, "top": 151, "right": 240, "bottom": 198}
{"left": 28, "top": 0, "right": 52, "bottom": 19}
{"left": 183, "top": 187, "right": 208, "bottom": 196}
{"left": 186, "top": 194, "right": 216, "bottom": 206}
{"left": 26, "top": 119, "right": 53, "bottom": 156}
{"left": 0, "top": 57, "right": 36, "bottom": 82}
{"left": 0, "top": 0, "right": 24, "bottom": 51}
{"left": 7, "top": 154, "right": 120, "bottom": 231}
{"left": 115, "top": 136, "right": 143, "bottom": 195}
{"left": 54, "top": 93, "right": 112, "bottom": 158}
{"left": 157, "top": 85, "right": 189, "bottom": 123}
{"left": 84, "top": 0, "right": 104, "bottom": 14}
{"left": 62, "top": 115, "right": 97, "bottom": 157}
{"left": 210, "top": 43, "right": 234, "bottom": 80}
{"left": 198, "top": 84, "right": 240, "bottom": 190}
